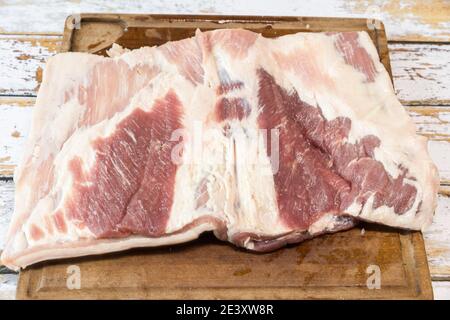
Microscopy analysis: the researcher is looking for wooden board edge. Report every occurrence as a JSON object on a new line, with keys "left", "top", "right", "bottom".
{"left": 72, "top": 13, "right": 378, "bottom": 25}
{"left": 61, "top": 14, "right": 387, "bottom": 54}
{"left": 374, "top": 22, "right": 392, "bottom": 79}
{"left": 15, "top": 267, "right": 31, "bottom": 300}
{"left": 409, "top": 232, "right": 434, "bottom": 299}
{"left": 61, "top": 15, "right": 74, "bottom": 53}
{"left": 16, "top": 230, "right": 434, "bottom": 300}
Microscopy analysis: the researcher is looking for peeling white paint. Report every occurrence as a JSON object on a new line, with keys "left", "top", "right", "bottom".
{"left": 0, "top": 180, "right": 14, "bottom": 251}
{"left": 0, "top": 101, "right": 33, "bottom": 176}
{"left": 0, "top": 273, "right": 17, "bottom": 300}
{"left": 407, "top": 108, "right": 450, "bottom": 139}
{"left": 432, "top": 281, "right": 450, "bottom": 300}
{"left": 428, "top": 141, "right": 450, "bottom": 182}
{"left": 2, "top": 40, "right": 449, "bottom": 102}
{"left": 424, "top": 194, "right": 450, "bottom": 276}
{"left": 0, "top": 35, "right": 60, "bottom": 96}
{"left": 0, "top": 0, "right": 448, "bottom": 41}
{"left": 390, "top": 43, "right": 450, "bottom": 104}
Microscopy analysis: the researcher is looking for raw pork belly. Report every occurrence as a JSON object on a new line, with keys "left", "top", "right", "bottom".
{"left": 1, "top": 29, "right": 439, "bottom": 270}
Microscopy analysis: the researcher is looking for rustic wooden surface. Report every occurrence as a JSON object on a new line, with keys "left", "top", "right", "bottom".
{"left": 16, "top": 227, "right": 433, "bottom": 300}
{"left": 0, "top": 0, "right": 449, "bottom": 299}
{"left": 0, "top": 0, "right": 449, "bottom": 41}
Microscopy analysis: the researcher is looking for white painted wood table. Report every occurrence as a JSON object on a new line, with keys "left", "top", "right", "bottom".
{"left": 0, "top": 0, "right": 449, "bottom": 300}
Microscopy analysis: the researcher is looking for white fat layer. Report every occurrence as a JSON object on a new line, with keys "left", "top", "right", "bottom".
{"left": 308, "top": 214, "right": 342, "bottom": 235}
{"left": 106, "top": 43, "right": 130, "bottom": 58}
{"left": 5, "top": 222, "right": 217, "bottom": 271}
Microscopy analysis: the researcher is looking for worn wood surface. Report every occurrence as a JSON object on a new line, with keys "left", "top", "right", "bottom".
{"left": 0, "top": 98, "right": 32, "bottom": 176}
{"left": 0, "top": 0, "right": 448, "bottom": 42}
{"left": 0, "top": 1, "right": 449, "bottom": 299}
{"left": 0, "top": 35, "right": 61, "bottom": 96}
{"left": 16, "top": 226, "right": 433, "bottom": 300}
{"left": 432, "top": 281, "right": 450, "bottom": 300}
{"left": 390, "top": 44, "right": 450, "bottom": 106}
{"left": 0, "top": 273, "right": 17, "bottom": 300}
{"left": 0, "top": 181, "right": 14, "bottom": 251}
{"left": 425, "top": 188, "right": 450, "bottom": 279}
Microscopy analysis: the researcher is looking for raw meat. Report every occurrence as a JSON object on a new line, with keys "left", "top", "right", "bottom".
{"left": 1, "top": 29, "right": 439, "bottom": 270}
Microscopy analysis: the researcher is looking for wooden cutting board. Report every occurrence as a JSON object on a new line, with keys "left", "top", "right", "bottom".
{"left": 16, "top": 14, "right": 433, "bottom": 300}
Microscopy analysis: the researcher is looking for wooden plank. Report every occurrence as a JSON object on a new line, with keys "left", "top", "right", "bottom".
{"left": 390, "top": 44, "right": 450, "bottom": 106}
{"left": 1, "top": 38, "right": 449, "bottom": 103}
{"left": 3, "top": 273, "right": 449, "bottom": 300}
{"left": 0, "top": 273, "right": 18, "bottom": 300}
{"left": 0, "top": 180, "right": 14, "bottom": 252}
{"left": 405, "top": 106, "right": 450, "bottom": 184}
{"left": 428, "top": 141, "right": 450, "bottom": 185}
{"left": 0, "top": 35, "right": 61, "bottom": 96}
{"left": 0, "top": 98, "right": 33, "bottom": 176}
{"left": 1, "top": 272, "right": 448, "bottom": 300}
{"left": 407, "top": 107, "right": 450, "bottom": 140}
{"left": 424, "top": 186, "right": 450, "bottom": 279}
{"left": 15, "top": 226, "right": 432, "bottom": 299}
{"left": 432, "top": 281, "right": 450, "bottom": 300}
{"left": 0, "top": 0, "right": 448, "bottom": 42}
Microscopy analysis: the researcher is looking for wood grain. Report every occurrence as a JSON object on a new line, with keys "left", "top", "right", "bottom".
{"left": 0, "top": 0, "right": 448, "bottom": 41}
{"left": 432, "top": 281, "right": 450, "bottom": 300}
{"left": 0, "top": 97, "right": 33, "bottom": 176}
{"left": 0, "top": 180, "right": 14, "bottom": 251}
{"left": 407, "top": 107, "right": 450, "bottom": 140}
{"left": 0, "top": 273, "right": 17, "bottom": 300}
{"left": 0, "top": 35, "right": 61, "bottom": 96}
{"left": 16, "top": 226, "right": 433, "bottom": 299}
{"left": 390, "top": 44, "right": 450, "bottom": 106}
{"left": 424, "top": 187, "right": 450, "bottom": 279}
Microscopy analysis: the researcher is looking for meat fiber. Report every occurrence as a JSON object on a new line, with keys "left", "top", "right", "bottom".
{"left": 1, "top": 29, "right": 439, "bottom": 270}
